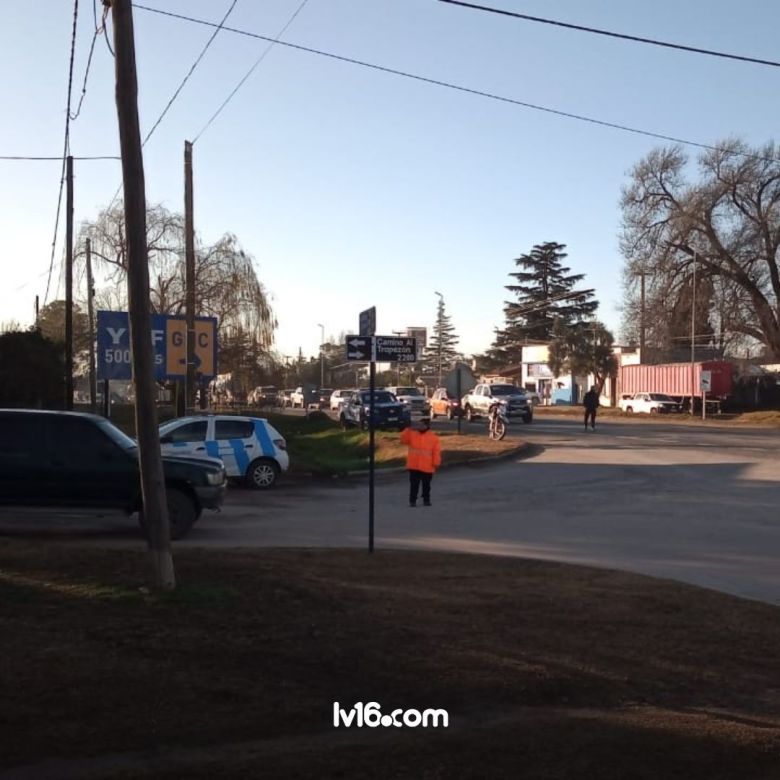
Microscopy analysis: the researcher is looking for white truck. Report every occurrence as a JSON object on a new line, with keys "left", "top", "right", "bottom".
{"left": 619, "top": 392, "right": 682, "bottom": 414}
{"left": 461, "top": 383, "right": 533, "bottom": 424}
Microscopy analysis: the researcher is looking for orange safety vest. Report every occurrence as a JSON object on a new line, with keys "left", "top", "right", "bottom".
{"left": 400, "top": 428, "right": 442, "bottom": 473}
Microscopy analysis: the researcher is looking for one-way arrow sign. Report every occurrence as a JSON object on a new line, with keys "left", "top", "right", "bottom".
{"left": 345, "top": 335, "right": 373, "bottom": 361}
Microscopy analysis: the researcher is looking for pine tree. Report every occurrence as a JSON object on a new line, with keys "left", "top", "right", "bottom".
{"left": 491, "top": 242, "right": 598, "bottom": 364}
{"left": 423, "top": 296, "right": 460, "bottom": 384}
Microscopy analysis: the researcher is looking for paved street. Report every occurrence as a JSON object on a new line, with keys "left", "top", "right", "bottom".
{"left": 2, "top": 417, "right": 779, "bottom": 603}
{"left": 195, "top": 416, "right": 780, "bottom": 603}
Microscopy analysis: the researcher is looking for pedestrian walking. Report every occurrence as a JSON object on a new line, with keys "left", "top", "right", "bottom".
{"left": 583, "top": 385, "right": 600, "bottom": 431}
{"left": 400, "top": 416, "right": 441, "bottom": 507}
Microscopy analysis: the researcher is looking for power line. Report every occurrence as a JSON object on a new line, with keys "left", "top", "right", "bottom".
{"left": 45, "top": 0, "right": 80, "bottom": 307}
{"left": 438, "top": 0, "right": 780, "bottom": 69}
{"left": 70, "top": 3, "right": 110, "bottom": 120}
{"left": 193, "top": 0, "right": 311, "bottom": 143}
{"left": 142, "top": 0, "right": 240, "bottom": 147}
{"left": 133, "top": 4, "right": 780, "bottom": 164}
{"left": 0, "top": 155, "right": 120, "bottom": 161}
{"left": 102, "top": 0, "right": 240, "bottom": 213}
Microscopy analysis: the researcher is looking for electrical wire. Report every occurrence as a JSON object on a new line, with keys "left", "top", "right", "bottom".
{"left": 141, "top": 0, "right": 240, "bottom": 147}
{"left": 133, "top": 4, "right": 780, "bottom": 164}
{"left": 44, "top": 0, "right": 80, "bottom": 307}
{"left": 0, "top": 155, "right": 120, "bottom": 161}
{"left": 193, "top": 0, "right": 310, "bottom": 143}
{"left": 70, "top": 3, "right": 110, "bottom": 120}
{"left": 438, "top": 1, "right": 780, "bottom": 69}
{"left": 102, "top": 0, "right": 240, "bottom": 214}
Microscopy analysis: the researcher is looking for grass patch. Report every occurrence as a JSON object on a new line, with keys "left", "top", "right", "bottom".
{"left": 0, "top": 543, "right": 778, "bottom": 778}
{"left": 283, "top": 423, "right": 523, "bottom": 475}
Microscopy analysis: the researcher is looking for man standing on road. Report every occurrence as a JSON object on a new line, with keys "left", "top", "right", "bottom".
{"left": 400, "top": 416, "right": 441, "bottom": 507}
{"left": 583, "top": 385, "right": 600, "bottom": 431}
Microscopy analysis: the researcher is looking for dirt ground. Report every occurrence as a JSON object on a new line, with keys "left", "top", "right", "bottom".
{"left": 1, "top": 543, "right": 779, "bottom": 779}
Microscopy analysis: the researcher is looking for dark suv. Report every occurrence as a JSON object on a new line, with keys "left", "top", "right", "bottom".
{"left": 0, "top": 410, "right": 227, "bottom": 539}
{"left": 340, "top": 390, "right": 411, "bottom": 430}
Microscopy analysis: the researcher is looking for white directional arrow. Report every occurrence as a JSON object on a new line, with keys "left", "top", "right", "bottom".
{"left": 348, "top": 338, "right": 365, "bottom": 348}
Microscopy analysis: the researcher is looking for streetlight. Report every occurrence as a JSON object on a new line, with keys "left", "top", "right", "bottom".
{"left": 317, "top": 323, "right": 325, "bottom": 389}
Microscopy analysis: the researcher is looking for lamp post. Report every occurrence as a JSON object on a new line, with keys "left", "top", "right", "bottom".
{"left": 317, "top": 323, "right": 325, "bottom": 389}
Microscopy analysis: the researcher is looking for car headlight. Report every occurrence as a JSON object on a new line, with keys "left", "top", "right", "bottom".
{"left": 206, "top": 469, "right": 226, "bottom": 486}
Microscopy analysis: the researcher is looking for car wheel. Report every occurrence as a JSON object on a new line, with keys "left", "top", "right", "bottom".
{"left": 246, "top": 458, "right": 279, "bottom": 490}
{"left": 447, "top": 408, "right": 454, "bottom": 420}
{"left": 430, "top": 409, "right": 437, "bottom": 419}
{"left": 360, "top": 417, "right": 369, "bottom": 431}
{"left": 626, "top": 406, "right": 633, "bottom": 414}
{"left": 650, "top": 407, "right": 658, "bottom": 414}
{"left": 139, "top": 488, "right": 199, "bottom": 540}
{"left": 465, "top": 405, "right": 475, "bottom": 422}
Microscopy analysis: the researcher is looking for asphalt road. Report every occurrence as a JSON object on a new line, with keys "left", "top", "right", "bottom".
{"left": 2, "top": 415, "right": 779, "bottom": 603}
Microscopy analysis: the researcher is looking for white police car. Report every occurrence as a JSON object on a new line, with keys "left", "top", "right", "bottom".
{"left": 159, "top": 415, "right": 288, "bottom": 489}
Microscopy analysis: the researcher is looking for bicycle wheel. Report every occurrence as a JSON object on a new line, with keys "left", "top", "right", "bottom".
{"left": 494, "top": 418, "right": 507, "bottom": 440}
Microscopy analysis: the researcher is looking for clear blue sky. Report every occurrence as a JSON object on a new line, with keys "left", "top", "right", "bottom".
{"left": 1, "top": 0, "right": 777, "bottom": 359}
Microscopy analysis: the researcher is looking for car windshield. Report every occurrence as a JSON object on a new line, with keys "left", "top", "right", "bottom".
{"left": 395, "top": 387, "right": 421, "bottom": 396}
{"left": 360, "top": 391, "right": 396, "bottom": 404}
{"left": 490, "top": 385, "right": 519, "bottom": 396}
{"left": 97, "top": 419, "right": 138, "bottom": 450}
{"left": 650, "top": 394, "right": 675, "bottom": 402}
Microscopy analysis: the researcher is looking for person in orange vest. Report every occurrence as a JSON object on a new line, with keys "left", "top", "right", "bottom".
{"left": 400, "top": 415, "right": 442, "bottom": 507}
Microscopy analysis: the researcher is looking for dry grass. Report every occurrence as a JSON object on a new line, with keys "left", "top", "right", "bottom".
{"left": 1, "top": 543, "right": 779, "bottom": 778}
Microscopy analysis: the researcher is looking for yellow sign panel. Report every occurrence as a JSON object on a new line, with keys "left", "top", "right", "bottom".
{"left": 194, "top": 320, "right": 215, "bottom": 377}
{"left": 164, "top": 317, "right": 217, "bottom": 377}
{"left": 165, "top": 319, "right": 187, "bottom": 377}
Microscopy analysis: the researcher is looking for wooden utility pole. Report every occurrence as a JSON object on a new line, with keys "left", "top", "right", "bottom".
{"left": 85, "top": 238, "right": 97, "bottom": 412}
{"left": 111, "top": 0, "right": 175, "bottom": 588}
{"left": 65, "top": 154, "right": 74, "bottom": 410}
{"left": 184, "top": 140, "right": 196, "bottom": 412}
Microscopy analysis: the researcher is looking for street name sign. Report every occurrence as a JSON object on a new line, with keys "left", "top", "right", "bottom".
{"left": 374, "top": 336, "right": 417, "bottom": 363}
{"left": 345, "top": 335, "right": 418, "bottom": 362}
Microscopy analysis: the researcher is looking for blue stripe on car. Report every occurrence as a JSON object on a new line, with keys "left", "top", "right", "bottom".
{"left": 230, "top": 439, "right": 251, "bottom": 475}
{"left": 205, "top": 440, "right": 220, "bottom": 459}
{"left": 253, "top": 420, "right": 275, "bottom": 457}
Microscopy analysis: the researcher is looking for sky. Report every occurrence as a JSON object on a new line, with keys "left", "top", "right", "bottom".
{"left": 1, "top": 0, "right": 778, "bottom": 360}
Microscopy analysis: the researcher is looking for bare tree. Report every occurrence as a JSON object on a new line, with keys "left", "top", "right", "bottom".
{"left": 621, "top": 139, "right": 780, "bottom": 359}
{"left": 77, "top": 203, "right": 277, "bottom": 356}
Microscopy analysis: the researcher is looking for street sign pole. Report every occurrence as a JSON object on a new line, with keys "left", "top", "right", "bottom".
{"left": 345, "top": 324, "right": 418, "bottom": 555}
{"left": 368, "top": 359, "right": 376, "bottom": 554}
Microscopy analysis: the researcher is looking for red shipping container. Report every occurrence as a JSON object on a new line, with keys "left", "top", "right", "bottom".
{"left": 619, "top": 362, "right": 734, "bottom": 399}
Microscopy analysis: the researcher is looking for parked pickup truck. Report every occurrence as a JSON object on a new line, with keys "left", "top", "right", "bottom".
{"left": 619, "top": 393, "right": 682, "bottom": 414}
{"left": 0, "top": 409, "right": 227, "bottom": 539}
{"left": 462, "top": 383, "right": 533, "bottom": 424}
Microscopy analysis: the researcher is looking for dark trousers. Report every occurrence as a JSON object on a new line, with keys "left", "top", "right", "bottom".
{"left": 584, "top": 409, "right": 597, "bottom": 428}
{"left": 409, "top": 470, "right": 432, "bottom": 504}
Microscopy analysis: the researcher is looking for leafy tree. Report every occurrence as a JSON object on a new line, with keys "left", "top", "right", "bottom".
{"left": 423, "top": 296, "right": 460, "bottom": 382}
{"left": 37, "top": 300, "right": 91, "bottom": 354}
{"left": 621, "top": 140, "right": 780, "bottom": 359}
{"left": 491, "top": 242, "right": 597, "bottom": 364}
{"left": 548, "top": 321, "right": 617, "bottom": 393}
{"left": 0, "top": 329, "right": 64, "bottom": 408}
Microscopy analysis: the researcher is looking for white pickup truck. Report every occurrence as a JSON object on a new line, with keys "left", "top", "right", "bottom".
{"left": 619, "top": 392, "right": 681, "bottom": 414}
